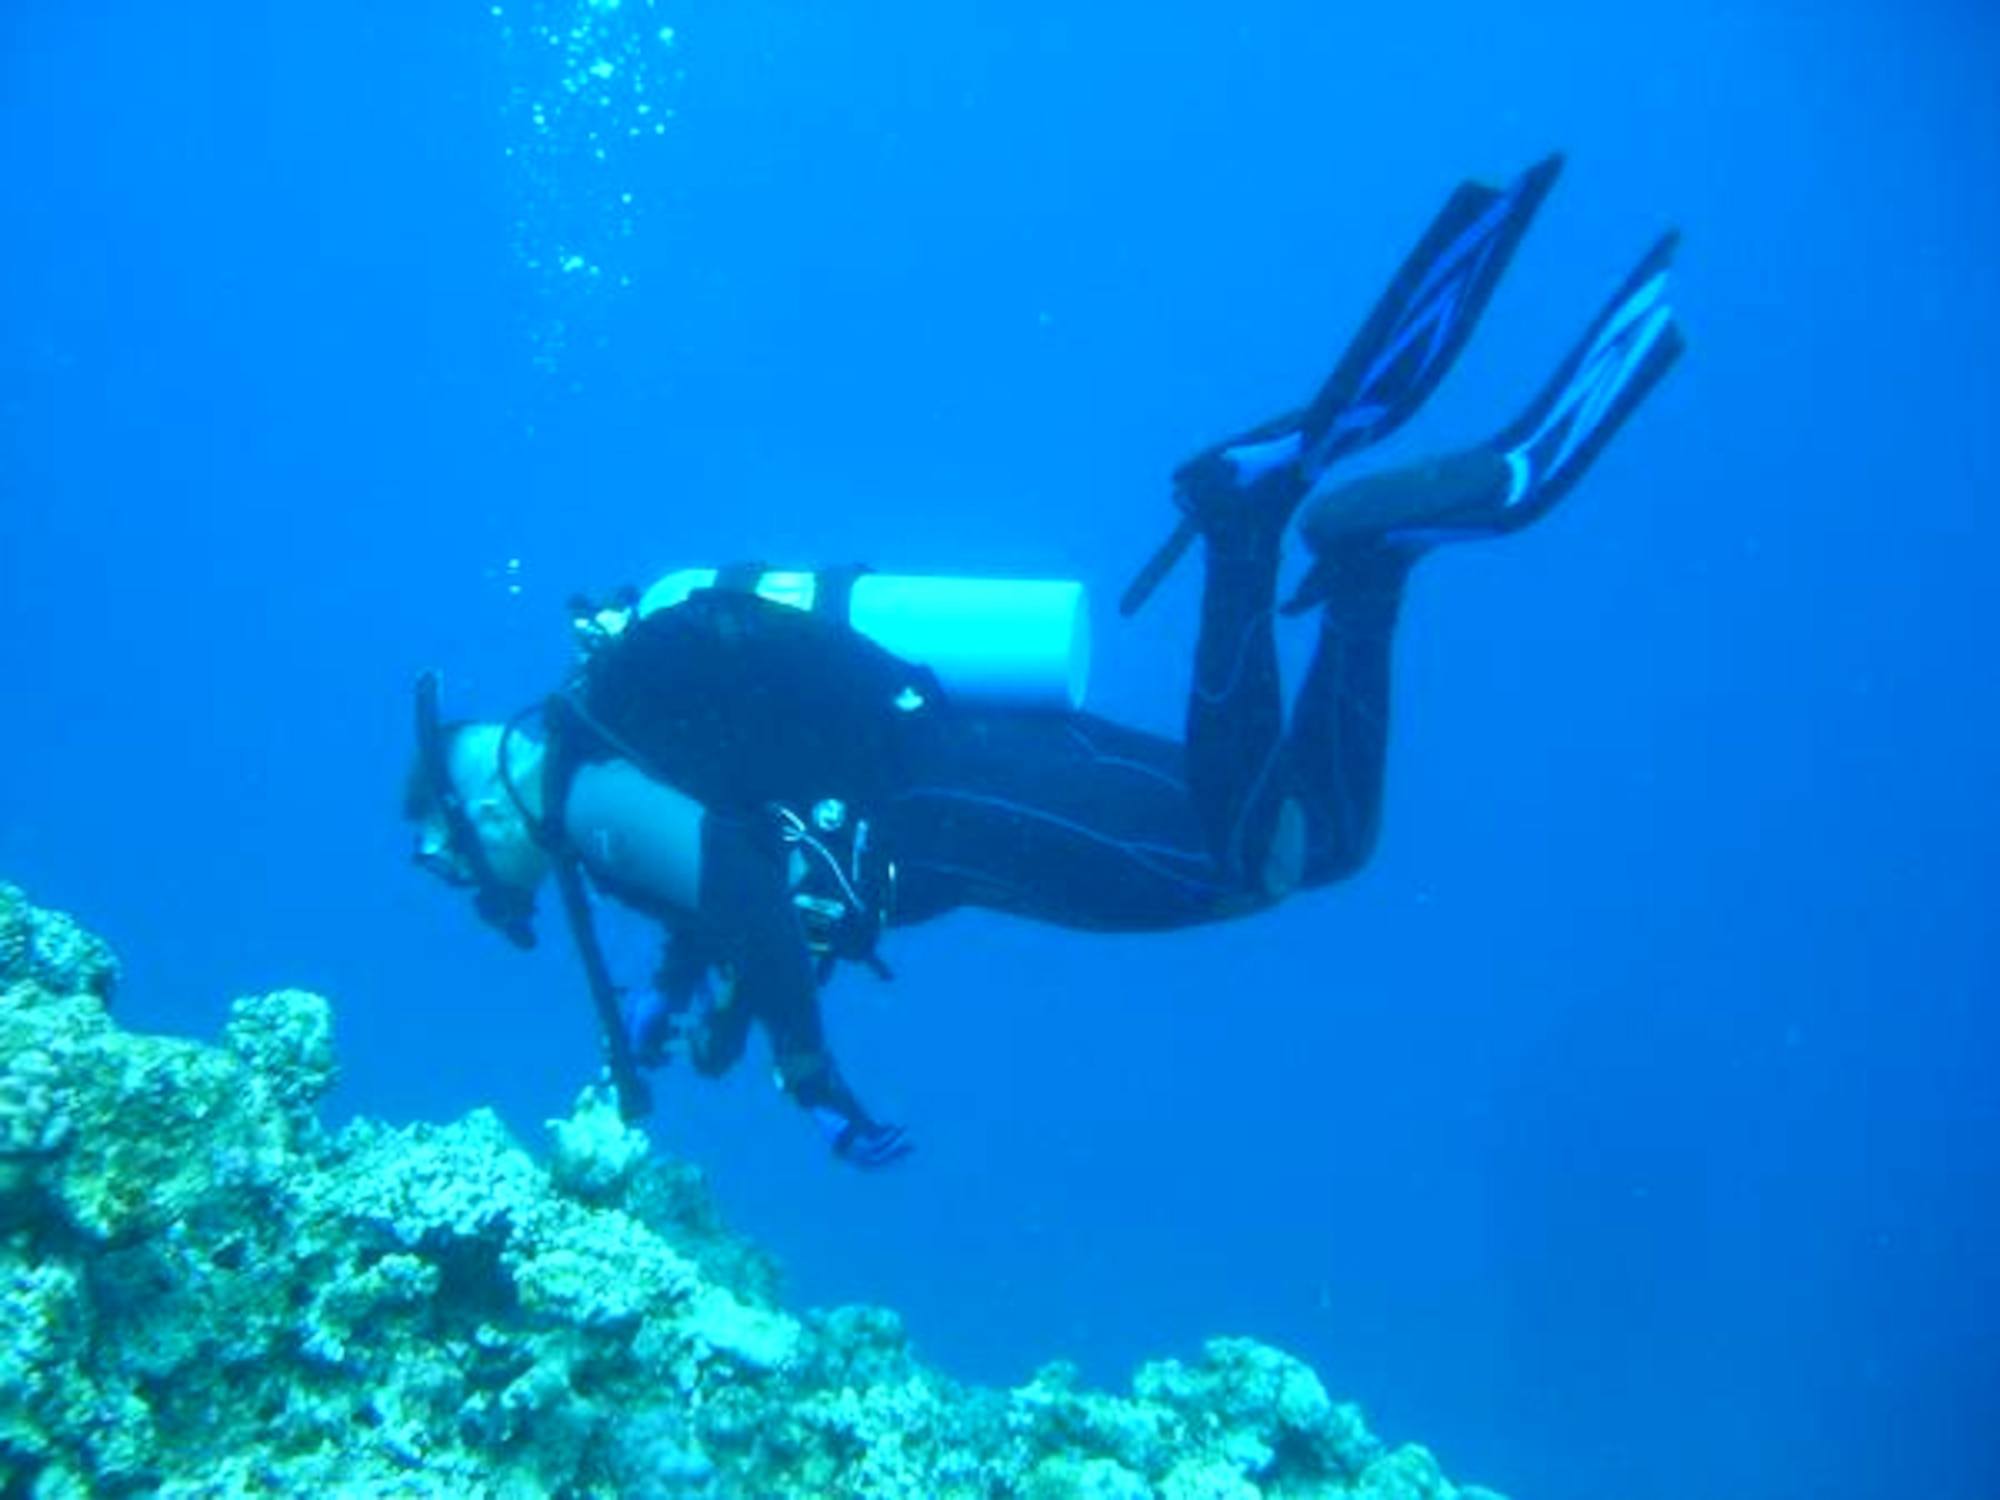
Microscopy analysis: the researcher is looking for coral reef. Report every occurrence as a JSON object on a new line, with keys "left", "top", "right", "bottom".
{"left": 0, "top": 882, "right": 1505, "bottom": 1497}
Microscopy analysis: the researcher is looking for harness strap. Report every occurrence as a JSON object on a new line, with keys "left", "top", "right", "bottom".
{"left": 812, "top": 562, "right": 873, "bottom": 627}
{"left": 713, "top": 560, "right": 768, "bottom": 595}
{"left": 702, "top": 561, "right": 873, "bottom": 626}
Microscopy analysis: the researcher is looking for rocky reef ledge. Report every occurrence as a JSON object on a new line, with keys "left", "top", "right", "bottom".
{"left": 0, "top": 883, "right": 1504, "bottom": 1499}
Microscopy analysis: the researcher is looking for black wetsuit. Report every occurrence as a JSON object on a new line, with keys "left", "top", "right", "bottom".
{"left": 882, "top": 528, "right": 1413, "bottom": 933}
{"left": 542, "top": 527, "right": 1412, "bottom": 1110}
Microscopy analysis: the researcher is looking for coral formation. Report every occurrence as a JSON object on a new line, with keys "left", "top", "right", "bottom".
{"left": 0, "top": 882, "right": 1505, "bottom": 1497}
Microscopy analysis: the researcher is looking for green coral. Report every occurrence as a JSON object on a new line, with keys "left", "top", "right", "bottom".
{"left": 0, "top": 1046, "right": 73, "bottom": 1210}
{"left": 0, "top": 883, "right": 117, "bottom": 1005}
{"left": 547, "top": 1083, "right": 652, "bottom": 1203}
{"left": 0, "top": 882, "right": 1507, "bottom": 1498}
{"left": 222, "top": 987, "right": 337, "bottom": 1130}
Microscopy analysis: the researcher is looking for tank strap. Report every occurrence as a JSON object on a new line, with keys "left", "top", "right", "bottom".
{"left": 811, "top": 563, "right": 873, "bottom": 628}
{"left": 706, "top": 560, "right": 872, "bottom": 624}
{"left": 712, "top": 560, "right": 768, "bottom": 595}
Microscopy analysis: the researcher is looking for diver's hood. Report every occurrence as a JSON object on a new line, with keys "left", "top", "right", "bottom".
{"left": 412, "top": 670, "right": 538, "bottom": 950}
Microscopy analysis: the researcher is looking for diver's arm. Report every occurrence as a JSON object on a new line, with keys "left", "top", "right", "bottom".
{"left": 699, "top": 809, "right": 914, "bottom": 1168}
{"left": 563, "top": 758, "right": 909, "bottom": 1165}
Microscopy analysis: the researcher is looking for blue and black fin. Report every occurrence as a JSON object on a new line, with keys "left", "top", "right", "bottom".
{"left": 1280, "top": 231, "right": 1686, "bottom": 614}
{"left": 1486, "top": 229, "right": 1685, "bottom": 529}
{"left": 1289, "top": 150, "right": 1566, "bottom": 486}
{"left": 1119, "top": 153, "right": 1565, "bottom": 618}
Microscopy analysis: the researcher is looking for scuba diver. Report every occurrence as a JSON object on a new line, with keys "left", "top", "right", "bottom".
{"left": 407, "top": 153, "right": 1685, "bottom": 1171}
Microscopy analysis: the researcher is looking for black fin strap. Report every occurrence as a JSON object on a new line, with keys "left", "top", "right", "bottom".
{"left": 554, "top": 856, "right": 654, "bottom": 1122}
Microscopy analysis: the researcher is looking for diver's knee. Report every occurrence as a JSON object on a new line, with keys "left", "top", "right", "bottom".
{"left": 1256, "top": 797, "right": 1307, "bottom": 902}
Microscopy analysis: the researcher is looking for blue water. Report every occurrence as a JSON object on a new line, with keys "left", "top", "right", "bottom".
{"left": 3, "top": 3, "right": 1996, "bottom": 1496}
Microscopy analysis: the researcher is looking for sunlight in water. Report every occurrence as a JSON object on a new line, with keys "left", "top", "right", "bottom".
{"left": 490, "top": 0, "right": 683, "bottom": 372}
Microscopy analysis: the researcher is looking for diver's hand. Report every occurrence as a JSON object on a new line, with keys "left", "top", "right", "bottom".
{"left": 812, "top": 1108, "right": 915, "bottom": 1171}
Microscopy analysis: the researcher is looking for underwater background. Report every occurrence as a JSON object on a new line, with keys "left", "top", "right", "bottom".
{"left": 1, "top": 1, "right": 1994, "bottom": 1496}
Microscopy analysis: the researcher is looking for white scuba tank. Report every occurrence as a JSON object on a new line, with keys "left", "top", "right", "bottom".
{"left": 637, "top": 567, "right": 1091, "bottom": 712}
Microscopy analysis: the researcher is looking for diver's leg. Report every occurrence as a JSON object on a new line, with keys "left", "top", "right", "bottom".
{"left": 1282, "top": 458, "right": 1506, "bottom": 889}
{"left": 879, "top": 711, "right": 1243, "bottom": 933}
{"left": 1283, "top": 232, "right": 1688, "bottom": 883}
{"left": 1283, "top": 536, "right": 1418, "bottom": 888}
{"left": 693, "top": 811, "right": 898, "bottom": 1154}
{"left": 679, "top": 813, "right": 802, "bottom": 1080}
{"left": 881, "top": 547, "right": 1399, "bottom": 917}
{"left": 1163, "top": 156, "right": 1572, "bottom": 883}
{"left": 1184, "top": 477, "right": 1293, "bottom": 892}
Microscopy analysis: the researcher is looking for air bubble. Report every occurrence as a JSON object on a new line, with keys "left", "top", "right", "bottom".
{"left": 493, "top": 0, "right": 686, "bottom": 369}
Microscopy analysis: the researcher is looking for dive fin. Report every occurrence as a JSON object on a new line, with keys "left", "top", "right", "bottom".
{"left": 1279, "top": 231, "right": 1687, "bottom": 616}
{"left": 1121, "top": 153, "right": 1565, "bottom": 618}
{"left": 1290, "top": 151, "right": 1566, "bottom": 485}
{"left": 1488, "top": 229, "right": 1686, "bottom": 527}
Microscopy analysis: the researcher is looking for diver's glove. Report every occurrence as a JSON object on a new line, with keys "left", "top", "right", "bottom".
{"left": 812, "top": 1108, "right": 915, "bottom": 1171}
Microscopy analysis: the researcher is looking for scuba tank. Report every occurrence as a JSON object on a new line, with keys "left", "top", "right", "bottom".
{"left": 635, "top": 566, "right": 1092, "bottom": 712}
